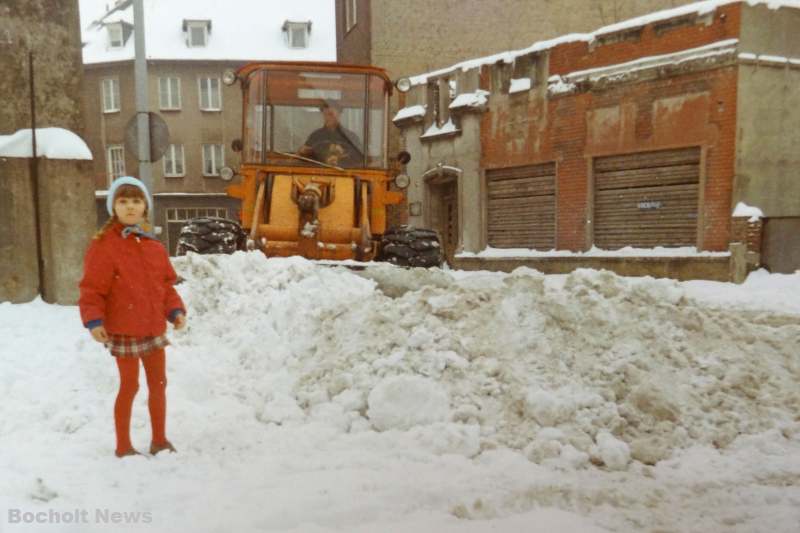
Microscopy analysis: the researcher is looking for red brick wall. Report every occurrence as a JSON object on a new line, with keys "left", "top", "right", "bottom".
{"left": 481, "top": 3, "right": 742, "bottom": 251}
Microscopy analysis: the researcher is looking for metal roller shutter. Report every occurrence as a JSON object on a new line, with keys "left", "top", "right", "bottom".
{"left": 487, "top": 163, "right": 556, "bottom": 249}
{"left": 593, "top": 147, "right": 700, "bottom": 249}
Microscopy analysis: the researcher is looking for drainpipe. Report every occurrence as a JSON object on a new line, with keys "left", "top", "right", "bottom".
{"left": 28, "top": 50, "right": 46, "bottom": 300}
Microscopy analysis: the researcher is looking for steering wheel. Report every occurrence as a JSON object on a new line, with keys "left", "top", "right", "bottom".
{"left": 311, "top": 140, "right": 350, "bottom": 167}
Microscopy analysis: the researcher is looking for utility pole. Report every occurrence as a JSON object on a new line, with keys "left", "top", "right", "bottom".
{"left": 133, "top": 0, "right": 152, "bottom": 192}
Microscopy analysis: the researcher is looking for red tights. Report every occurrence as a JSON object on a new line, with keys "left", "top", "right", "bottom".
{"left": 114, "top": 349, "right": 168, "bottom": 454}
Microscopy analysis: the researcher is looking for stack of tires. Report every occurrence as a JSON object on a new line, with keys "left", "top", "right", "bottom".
{"left": 378, "top": 225, "right": 444, "bottom": 268}
{"left": 175, "top": 217, "right": 247, "bottom": 256}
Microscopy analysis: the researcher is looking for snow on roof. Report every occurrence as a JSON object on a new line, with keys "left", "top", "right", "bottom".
{"left": 79, "top": 0, "right": 336, "bottom": 65}
{"left": 408, "top": 0, "right": 800, "bottom": 86}
{"left": 0, "top": 128, "right": 93, "bottom": 160}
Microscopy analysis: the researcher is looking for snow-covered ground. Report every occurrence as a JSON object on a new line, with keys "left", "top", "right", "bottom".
{"left": 1, "top": 255, "right": 799, "bottom": 532}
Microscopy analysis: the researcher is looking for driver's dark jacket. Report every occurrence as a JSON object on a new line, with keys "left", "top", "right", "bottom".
{"left": 304, "top": 125, "right": 364, "bottom": 167}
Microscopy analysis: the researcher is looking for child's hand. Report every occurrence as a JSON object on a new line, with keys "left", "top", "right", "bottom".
{"left": 90, "top": 325, "right": 109, "bottom": 344}
{"left": 174, "top": 314, "right": 187, "bottom": 330}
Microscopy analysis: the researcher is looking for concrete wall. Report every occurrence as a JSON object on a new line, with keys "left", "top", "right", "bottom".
{"left": 0, "top": 0, "right": 95, "bottom": 304}
{"left": 734, "top": 3, "right": 800, "bottom": 217}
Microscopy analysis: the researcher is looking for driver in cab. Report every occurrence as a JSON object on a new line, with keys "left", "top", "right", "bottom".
{"left": 297, "top": 101, "right": 364, "bottom": 168}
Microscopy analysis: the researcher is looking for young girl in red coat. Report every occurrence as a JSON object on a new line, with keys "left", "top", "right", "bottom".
{"left": 79, "top": 176, "right": 187, "bottom": 458}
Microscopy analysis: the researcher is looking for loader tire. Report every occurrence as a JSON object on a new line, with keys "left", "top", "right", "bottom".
{"left": 379, "top": 225, "right": 444, "bottom": 268}
{"left": 175, "top": 217, "right": 247, "bottom": 256}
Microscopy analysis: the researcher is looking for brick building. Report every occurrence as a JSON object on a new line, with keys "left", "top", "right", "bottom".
{"left": 394, "top": 0, "right": 800, "bottom": 280}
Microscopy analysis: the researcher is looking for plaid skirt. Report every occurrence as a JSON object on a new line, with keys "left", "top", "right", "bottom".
{"left": 106, "top": 334, "right": 170, "bottom": 358}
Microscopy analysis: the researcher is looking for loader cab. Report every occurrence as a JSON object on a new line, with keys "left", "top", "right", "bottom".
{"left": 239, "top": 64, "right": 390, "bottom": 170}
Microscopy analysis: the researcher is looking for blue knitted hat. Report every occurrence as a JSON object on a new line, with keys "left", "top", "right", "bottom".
{"left": 107, "top": 176, "right": 153, "bottom": 216}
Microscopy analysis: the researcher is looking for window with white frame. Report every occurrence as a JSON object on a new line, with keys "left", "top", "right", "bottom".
{"left": 163, "top": 144, "right": 185, "bottom": 177}
{"left": 107, "top": 145, "right": 125, "bottom": 181}
{"left": 107, "top": 23, "right": 124, "bottom": 48}
{"left": 283, "top": 21, "right": 310, "bottom": 48}
{"left": 185, "top": 20, "right": 209, "bottom": 47}
{"left": 159, "top": 77, "right": 181, "bottom": 110}
{"left": 202, "top": 144, "right": 224, "bottom": 176}
{"left": 198, "top": 77, "right": 221, "bottom": 110}
{"left": 167, "top": 207, "right": 227, "bottom": 222}
{"left": 101, "top": 78, "right": 120, "bottom": 113}
{"left": 345, "top": 0, "right": 357, "bottom": 32}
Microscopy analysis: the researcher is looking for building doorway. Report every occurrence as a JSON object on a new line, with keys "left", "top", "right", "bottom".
{"left": 427, "top": 179, "right": 459, "bottom": 263}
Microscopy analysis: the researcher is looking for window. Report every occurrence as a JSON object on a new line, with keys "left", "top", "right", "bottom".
{"left": 198, "top": 77, "right": 221, "bottom": 110}
{"left": 185, "top": 20, "right": 209, "bottom": 47}
{"left": 283, "top": 21, "right": 310, "bottom": 48}
{"left": 167, "top": 207, "right": 227, "bottom": 222}
{"left": 159, "top": 77, "right": 181, "bottom": 110}
{"left": 345, "top": 0, "right": 357, "bottom": 32}
{"left": 101, "top": 78, "right": 120, "bottom": 113}
{"left": 107, "top": 145, "right": 125, "bottom": 181}
{"left": 107, "top": 23, "right": 124, "bottom": 48}
{"left": 163, "top": 144, "right": 185, "bottom": 177}
{"left": 202, "top": 144, "right": 224, "bottom": 176}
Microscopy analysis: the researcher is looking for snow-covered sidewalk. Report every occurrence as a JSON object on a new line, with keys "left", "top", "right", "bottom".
{"left": 1, "top": 255, "right": 798, "bottom": 532}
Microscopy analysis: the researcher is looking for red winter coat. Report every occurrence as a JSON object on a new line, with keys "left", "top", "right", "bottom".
{"left": 79, "top": 223, "right": 185, "bottom": 337}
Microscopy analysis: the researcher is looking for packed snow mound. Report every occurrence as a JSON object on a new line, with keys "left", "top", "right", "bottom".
{"left": 368, "top": 375, "right": 450, "bottom": 431}
{"left": 173, "top": 253, "right": 800, "bottom": 470}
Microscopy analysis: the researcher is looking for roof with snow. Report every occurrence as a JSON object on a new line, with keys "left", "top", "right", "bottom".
{"left": 408, "top": 0, "right": 800, "bottom": 86}
{"left": 79, "top": 0, "right": 336, "bottom": 65}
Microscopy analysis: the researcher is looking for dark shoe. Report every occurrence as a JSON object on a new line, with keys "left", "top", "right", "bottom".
{"left": 115, "top": 448, "right": 142, "bottom": 458}
{"left": 150, "top": 440, "right": 176, "bottom": 455}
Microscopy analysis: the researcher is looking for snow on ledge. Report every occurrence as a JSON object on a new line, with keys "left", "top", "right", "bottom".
{"left": 420, "top": 119, "right": 459, "bottom": 139}
{"left": 392, "top": 105, "right": 426, "bottom": 122}
{"left": 732, "top": 201, "right": 764, "bottom": 222}
{"left": 449, "top": 90, "right": 489, "bottom": 109}
{"left": 739, "top": 51, "right": 800, "bottom": 66}
{"left": 548, "top": 75, "right": 577, "bottom": 95}
{"left": 0, "top": 128, "right": 92, "bottom": 160}
{"left": 509, "top": 78, "right": 532, "bottom": 94}
{"left": 407, "top": 1, "right": 800, "bottom": 87}
{"left": 457, "top": 245, "right": 731, "bottom": 259}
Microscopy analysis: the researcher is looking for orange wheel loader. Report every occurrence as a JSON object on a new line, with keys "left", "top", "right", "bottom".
{"left": 176, "top": 61, "right": 443, "bottom": 268}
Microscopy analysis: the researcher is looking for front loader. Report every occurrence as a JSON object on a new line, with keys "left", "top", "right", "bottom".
{"left": 176, "top": 61, "right": 442, "bottom": 268}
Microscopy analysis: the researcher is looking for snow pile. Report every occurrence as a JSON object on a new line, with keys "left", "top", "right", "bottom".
{"left": 368, "top": 376, "right": 450, "bottom": 431}
{"left": 0, "top": 128, "right": 93, "bottom": 160}
{"left": 173, "top": 254, "right": 800, "bottom": 471}
{"left": 733, "top": 201, "right": 764, "bottom": 222}
{"left": 1, "top": 255, "right": 799, "bottom": 532}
